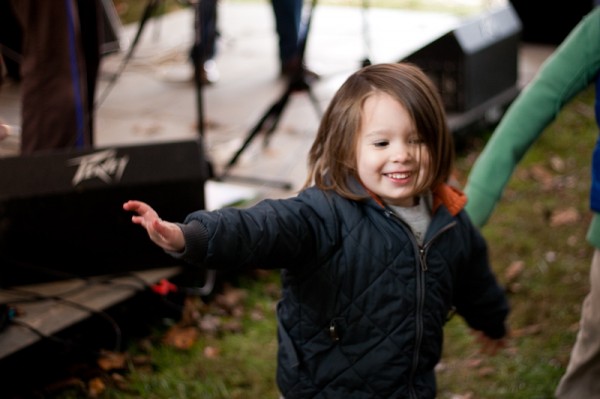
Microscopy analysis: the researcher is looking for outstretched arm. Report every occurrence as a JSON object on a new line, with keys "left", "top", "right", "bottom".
{"left": 123, "top": 200, "right": 185, "bottom": 253}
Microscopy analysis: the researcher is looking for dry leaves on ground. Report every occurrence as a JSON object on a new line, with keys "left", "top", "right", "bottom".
{"left": 550, "top": 207, "right": 580, "bottom": 227}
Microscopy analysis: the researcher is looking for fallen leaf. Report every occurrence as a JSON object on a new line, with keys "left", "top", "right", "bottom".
{"left": 204, "top": 345, "right": 220, "bottom": 359}
{"left": 223, "top": 319, "right": 244, "bottom": 334}
{"left": 550, "top": 155, "right": 566, "bottom": 173}
{"left": 511, "top": 324, "right": 542, "bottom": 338}
{"left": 231, "top": 305, "right": 245, "bottom": 318}
{"left": 435, "top": 361, "right": 448, "bottom": 372}
{"left": 251, "top": 308, "right": 265, "bottom": 321}
{"left": 88, "top": 377, "right": 106, "bottom": 397}
{"left": 450, "top": 392, "right": 474, "bottom": 399}
{"left": 181, "top": 295, "right": 203, "bottom": 326}
{"left": 545, "top": 251, "right": 557, "bottom": 263}
{"left": 264, "top": 282, "right": 281, "bottom": 299}
{"left": 131, "top": 354, "right": 153, "bottom": 367}
{"left": 130, "top": 354, "right": 154, "bottom": 373}
{"left": 215, "top": 283, "right": 248, "bottom": 312}
{"left": 111, "top": 372, "right": 128, "bottom": 387}
{"left": 97, "top": 351, "right": 127, "bottom": 371}
{"left": 42, "top": 377, "right": 85, "bottom": 395}
{"left": 199, "top": 314, "right": 221, "bottom": 335}
{"left": 478, "top": 366, "right": 496, "bottom": 377}
{"left": 567, "top": 235, "right": 579, "bottom": 246}
{"left": 568, "top": 321, "right": 580, "bottom": 333}
{"left": 550, "top": 207, "right": 580, "bottom": 227}
{"left": 162, "top": 325, "right": 198, "bottom": 350}
{"left": 504, "top": 260, "right": 524, "bottom": 283}
{"left": 507, "top": 282, "right": 522, "bottom": 294}
{"left": 529, "top": 164, "right": 554, "bottom": 190}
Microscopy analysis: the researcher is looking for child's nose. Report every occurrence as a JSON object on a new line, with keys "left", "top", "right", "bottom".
{"left": 391, "top": 145, "right": 413, "bottom": 162}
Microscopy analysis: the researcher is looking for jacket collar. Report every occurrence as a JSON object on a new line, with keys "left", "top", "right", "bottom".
{"left": 362, "top": 181, "right": 466, "bottom": 217}
{"left": 431, "top": 183, "right": 466, "bottom": 216}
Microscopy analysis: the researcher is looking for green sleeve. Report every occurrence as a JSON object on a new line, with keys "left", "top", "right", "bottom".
{"left": 465, "top": 7, "right": 600, "bottom": 228}
{"left": 587, "top": 214, "right": 600, "bottom": 249}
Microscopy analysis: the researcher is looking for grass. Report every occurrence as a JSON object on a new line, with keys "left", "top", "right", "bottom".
{"left": 438, "top": 86, "right": 596, "bottom": 398}
{"left": 50, "top": 1, "right": 598, "bottom": 398}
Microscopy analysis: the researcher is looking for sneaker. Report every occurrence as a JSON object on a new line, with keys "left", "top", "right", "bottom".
{"left": 193, "top": 59, "right": 220, "bottom": 85}
{"left": 202, "top": 59, "right": 220, "bottom": 84}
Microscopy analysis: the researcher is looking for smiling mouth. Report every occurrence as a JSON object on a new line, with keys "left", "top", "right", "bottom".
{"left": 386, "top": 172, "right": 411, "bottom": 179}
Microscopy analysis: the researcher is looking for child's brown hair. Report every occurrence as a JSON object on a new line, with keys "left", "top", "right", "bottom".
{"left": 304, "top": 62, "right": 454, "bottom": 200}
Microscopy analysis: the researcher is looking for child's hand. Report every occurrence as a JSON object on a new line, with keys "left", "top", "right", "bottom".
{"left": 471, "top": 330, "right": 507, "bottom": 356}
{"left": 123, "top": 200, "right": 185, "bottom": 253}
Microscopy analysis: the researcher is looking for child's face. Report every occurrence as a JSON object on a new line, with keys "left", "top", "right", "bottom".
{"left": 356, "top": 92, "right": 430, "bottom": 207}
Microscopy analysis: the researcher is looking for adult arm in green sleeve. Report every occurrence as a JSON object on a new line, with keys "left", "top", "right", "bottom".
{"left": 464, "top": 7, "right": 600, "bottom": 228}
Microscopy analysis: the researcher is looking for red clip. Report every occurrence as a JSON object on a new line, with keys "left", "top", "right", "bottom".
{"left": 151, "top": 279, "right": 178, "bottom": 296}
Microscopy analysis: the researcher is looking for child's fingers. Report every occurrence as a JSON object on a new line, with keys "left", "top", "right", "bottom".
{"left": 123, "top": 200, "right": 151, "bottom": 215}
{"left": 130, "top": 215, "right": 145, "bottom": 226}
{"left": 122, "top": 200, "right": 141, "bottom": 211}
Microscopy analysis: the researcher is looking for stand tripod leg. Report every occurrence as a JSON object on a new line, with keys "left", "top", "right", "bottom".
{"left": 218, "top": 0, "right": 319, "bottom": 190}
{"left": 306, "top": 87, "right": 322, "bottom": 120}
{"left": 262, "top": 83, "right": 322, "bottom": 148}
{"left": 219, "top": 90, "right": 292, "bottom": 187}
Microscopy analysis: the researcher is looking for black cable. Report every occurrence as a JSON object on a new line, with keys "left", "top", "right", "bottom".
{"left": 0, "top": 266, "right": 154, "bottom": 309}
{"left": 2, "top": 258, "right": 214, "bottom": 298}
{"left": 0, "top": 265, "right": 215, "bottom": 349}
{"left": 10, "top": 318, "right": 79, "bottom": 349}
{"left": 0, "top": 268, "right": 211, "bottom": 328}
{"left": 1, "top": 286, "right": 122, "bottom": 352}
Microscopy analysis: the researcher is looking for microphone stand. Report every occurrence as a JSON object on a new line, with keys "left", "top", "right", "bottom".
{"left": 218, "top": 0, "right": 321, "bottom": 190}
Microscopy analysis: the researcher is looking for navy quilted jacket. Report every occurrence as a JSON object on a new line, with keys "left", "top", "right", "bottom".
{"left": 175, "top": 182, "right": 509, "bottom": 399}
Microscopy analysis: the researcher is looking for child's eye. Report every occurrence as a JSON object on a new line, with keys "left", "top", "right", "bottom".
{"left": 373, "top": 140, "right": 389, "bottom": 148}
{"left": 408, "top": 137, "right": 424, "bottom": 145}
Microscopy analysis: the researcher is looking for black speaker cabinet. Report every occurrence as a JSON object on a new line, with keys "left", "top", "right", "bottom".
{"left": 510, "top": 0, "right": 593, "bottom": 45}
{"left": 0, "top": 140, "right": 210, "bottom": 287}
{"left": 402, "top": 4, "right": 522, "bottom": 113}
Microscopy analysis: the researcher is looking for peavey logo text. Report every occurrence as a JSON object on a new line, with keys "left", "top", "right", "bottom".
{"left": 69, "top": 149, "right": 130, "bottom": 186}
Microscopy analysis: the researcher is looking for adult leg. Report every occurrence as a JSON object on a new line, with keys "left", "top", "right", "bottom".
{"left": 190, "top": 0, "right": 219, "bottom": 84}
{"left": 0, "top": 0, "right": 22, "bottom": 82}
{"left": 555, "top": 248, "right": 600, "bottom": 398}
{"left": 77, "top": 0, "right": 102, "bottom": 145}
{"left": 10, "top": 0, "right": 95, "bottom": 154}
{"left": 271, "top": 0, "right": 302, "bottom": 74}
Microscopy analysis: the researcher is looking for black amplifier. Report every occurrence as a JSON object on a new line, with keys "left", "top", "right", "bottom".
{"left": 403, "top": 4, "right": 522, "bottom": 113}
{"left": 0, "top": 139, "right": 210, "bottom": 287}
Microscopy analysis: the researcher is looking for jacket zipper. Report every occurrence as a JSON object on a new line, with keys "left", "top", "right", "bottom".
{"left": 385, "top": 209, "right": 457, "bottom": 398}
{"left": 419, "top": 221, "right": 457, "bottom": 271}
